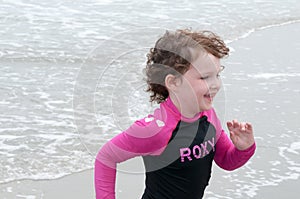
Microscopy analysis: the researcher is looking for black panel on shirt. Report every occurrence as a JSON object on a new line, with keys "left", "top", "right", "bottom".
{"left": 142, "top": 116, "right": 216, "bottom": 199}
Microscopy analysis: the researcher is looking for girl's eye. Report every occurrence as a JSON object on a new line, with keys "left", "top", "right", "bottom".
{"left": 200, "top": 76, "right": 208, "bottom": 80}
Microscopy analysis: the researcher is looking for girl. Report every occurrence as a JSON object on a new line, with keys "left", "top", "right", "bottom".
{"left": 94, "top": 29, "right": 256, "bottom": 199}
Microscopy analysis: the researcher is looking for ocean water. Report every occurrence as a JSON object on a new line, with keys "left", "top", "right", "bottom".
{"left": 203, "top": 22, "right": 300, "bottom": 198}
{"left": 0, "top": 0, "right": 300, "bottom": 198}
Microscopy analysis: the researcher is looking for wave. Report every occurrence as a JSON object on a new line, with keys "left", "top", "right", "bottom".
{"left": 227, "top": 18, "right": 300, "bottom": 44}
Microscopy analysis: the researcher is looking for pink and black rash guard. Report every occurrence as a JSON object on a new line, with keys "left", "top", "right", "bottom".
{"left": 95, "top": 97, "right": 256, "bottom": 199}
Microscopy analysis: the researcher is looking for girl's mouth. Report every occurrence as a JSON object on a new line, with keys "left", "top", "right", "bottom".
{"left": 204, "top": 93, "right": 216, "bottom": 102}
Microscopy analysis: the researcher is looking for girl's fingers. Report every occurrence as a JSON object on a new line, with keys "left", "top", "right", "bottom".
{"left": 245, "top": 123, "right": 253, "bottom": 133}
{"left": 228, "top": 120, "right": 253, "bottom": 135}
{"left": 232, "top": 119, "right": 239, "bottom": 129}
{"left": 227, "top": 121, "right": 233, "bottom": 130}
{"left": 240, "top": 122, "right": 246, "bottom": 131}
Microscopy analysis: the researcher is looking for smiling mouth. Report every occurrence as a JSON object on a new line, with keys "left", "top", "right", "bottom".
{"left": 204, "top": 93, "right": 216, "bottom": 101}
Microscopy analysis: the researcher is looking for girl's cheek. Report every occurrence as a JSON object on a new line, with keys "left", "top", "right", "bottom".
{"left": 199, "top": 81, "right": 209, "bottom": 89}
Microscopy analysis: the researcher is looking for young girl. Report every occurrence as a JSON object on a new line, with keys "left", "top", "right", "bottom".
{"left": 94, "top": 29, "right": 256, "bottom": 199}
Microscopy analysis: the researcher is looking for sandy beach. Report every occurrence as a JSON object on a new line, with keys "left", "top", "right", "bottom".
{"left": 0, "top": 170, "right": 95, "bottom": 198}
{"left": 1, "top": 21, "right": 299, "bottom": 199}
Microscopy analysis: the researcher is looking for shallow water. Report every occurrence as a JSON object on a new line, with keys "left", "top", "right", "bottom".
{"left": 204, "top": 23, "right": 300, "bottom": 198}
{"left": 1, "top": 0, "right": 300, "bottom": 198}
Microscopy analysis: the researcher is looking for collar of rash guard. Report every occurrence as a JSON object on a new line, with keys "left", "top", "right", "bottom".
{"left": 164, "top": 97, "right": 202, "bottom": 123}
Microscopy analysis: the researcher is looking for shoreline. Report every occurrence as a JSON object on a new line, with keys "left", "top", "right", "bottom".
{"left": 0, "top": 169, "right": 95, "bottom": 199}
{"left": 226, "top": 19, "right": 300, "bottom": 44}
{"left": 0, "top": 168, "right": 94, "bottom": 185}
{"left": 1, "top": 21, "right": 299, "bottom": 199}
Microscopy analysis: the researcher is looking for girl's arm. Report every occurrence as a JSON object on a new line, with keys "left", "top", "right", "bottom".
{"left": 94, "top": 132, "right": 144, "bottom": 199}
{"left": 206, "top": 109, "right": 256, "bottom": 170}
{"left": 94, "top": 112, "right": 173, "bottom": 199}
{"left": 214, "top": 128, "right": 256, "bottom": 171}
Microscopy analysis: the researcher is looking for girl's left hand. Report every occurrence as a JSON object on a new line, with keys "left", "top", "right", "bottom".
{"left": 227, "top": 119, "right": 255, "bottom": 151}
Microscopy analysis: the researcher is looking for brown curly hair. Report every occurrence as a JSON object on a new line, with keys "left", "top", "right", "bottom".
{"left": 145, "top": 29, "right": 229, "bottom": 104}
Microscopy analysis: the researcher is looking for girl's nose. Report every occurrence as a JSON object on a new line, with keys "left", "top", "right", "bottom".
{"left": 209, "top": 78, "right": 221, "bottom": 90}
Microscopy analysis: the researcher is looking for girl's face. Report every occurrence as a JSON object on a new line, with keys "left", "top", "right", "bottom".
{"left": 174, "top": 53, "right": 223, "bottom": 117}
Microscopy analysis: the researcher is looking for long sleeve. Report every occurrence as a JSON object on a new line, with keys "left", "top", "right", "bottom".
{"left": 94, "top": 132, "right": 149, "bottom": 199}
{"left": 94, "top": 130, "right": 166, "bottom": 199}
{"left": 214, "top": 129, "right": 256, "bottom": 171}
{"left": 94, "top": 158, "right": 117, "bottom": 199}
{"left": 204, "top": 108, "right": 256, "bottom": 171}
{"left": 94, "top": 104, "right": 179, "bottom": 199}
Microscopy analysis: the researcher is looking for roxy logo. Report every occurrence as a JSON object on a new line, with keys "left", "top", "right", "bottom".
{"left": 180, "top": 138, "right": 215, "bottom": 162}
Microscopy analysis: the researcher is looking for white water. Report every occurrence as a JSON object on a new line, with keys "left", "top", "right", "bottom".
{"left": 0, "top": 0, "right": 300, "bottom": 198}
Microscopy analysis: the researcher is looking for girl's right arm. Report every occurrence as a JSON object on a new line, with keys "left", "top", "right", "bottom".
{"left": 94, "top": 111, "right": 173, "bottom": 199}
{"left": 94, "top": 155, "right": 117, "bottom": 199}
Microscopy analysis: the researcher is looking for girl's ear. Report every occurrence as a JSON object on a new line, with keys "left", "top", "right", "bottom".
{"left": 165, "top": 74, "right": 181, "bottom": 91}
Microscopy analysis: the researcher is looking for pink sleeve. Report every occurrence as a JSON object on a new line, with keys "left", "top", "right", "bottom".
{"left": 94, "top": 159, "right": 116, "bottom": 199}
{"left": 94, "top": 107, "right": 176, "bottom": 199}
{"left": 214, "top": 130, "right": 256, "bottom": 170}
{"left": 205, "top": 109, "right": 256, "bottom": 171}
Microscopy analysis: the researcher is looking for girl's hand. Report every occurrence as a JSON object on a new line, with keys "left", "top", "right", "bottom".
{"left": 227, "top": 119, "right": 255, "bottom": 151}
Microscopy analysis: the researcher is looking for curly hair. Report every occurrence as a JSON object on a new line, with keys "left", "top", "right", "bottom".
{"left": 145, "top": 29, "right": 229, "bottom": 104}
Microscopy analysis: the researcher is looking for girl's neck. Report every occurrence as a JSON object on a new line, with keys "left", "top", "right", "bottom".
{"left": 169, "top": 94, "right": 200, "bottom": 119}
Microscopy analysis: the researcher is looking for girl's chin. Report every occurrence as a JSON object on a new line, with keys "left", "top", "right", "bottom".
{"left": 199, "top": 102, "right": 213, "bottom": 111}
{"left": 200, "top": 106, "right": 212, "bottom": 112}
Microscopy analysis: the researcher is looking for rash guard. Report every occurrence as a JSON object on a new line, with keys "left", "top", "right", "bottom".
{"left": 94, "top": 97, "right": 256, "bottom": 199}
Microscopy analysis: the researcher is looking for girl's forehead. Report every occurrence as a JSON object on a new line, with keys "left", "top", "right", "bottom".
{"left": 190, "top": 53, "right": 221, "bottom": 73}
